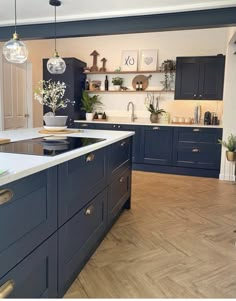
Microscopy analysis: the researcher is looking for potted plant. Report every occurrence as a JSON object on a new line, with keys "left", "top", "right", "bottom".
{"left": 160, "top": 60, "right": 176, "bottom": 91}
{"left": 145, "top": 95, "right": 166, "bottom": 123}
{"left": 112, "top": 77, "right": 123, "bottom": 91}
{"left": 81, "top": 91, "right": 103, "bottom": 121}
{"left": 219, "top": 134, "right": 236, "bottom": 161}
{"left": 34, "top": 80, "right": 74, "bottom": 126}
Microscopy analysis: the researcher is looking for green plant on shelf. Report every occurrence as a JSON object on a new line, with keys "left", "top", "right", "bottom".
{"left": 112, "top": 77, "right": 123, "bottom": 85}
{"left": 81, "top": 91, "right": 103, "bottom": 113}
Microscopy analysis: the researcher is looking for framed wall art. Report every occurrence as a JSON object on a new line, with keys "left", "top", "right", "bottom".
{"left": 139, "top": 49, "right": 158, "bottom": 71}
{"left": 121, "top": 50, "right": 138, "bottom": 71}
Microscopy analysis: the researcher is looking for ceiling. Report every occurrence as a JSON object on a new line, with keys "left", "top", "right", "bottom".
{"left": 0, "top": 0, "right": 236, "bottom": 27}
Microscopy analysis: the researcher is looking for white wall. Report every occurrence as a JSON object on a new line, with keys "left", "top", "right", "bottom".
{"left": 25, "top": 27, "right": 228, "bottom": 126}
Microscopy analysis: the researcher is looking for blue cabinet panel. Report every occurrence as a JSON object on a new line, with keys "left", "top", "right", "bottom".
{"left": 141, "top": 126, "right": 173, "bottom": 165}
{"left": 0, "top": 234, "right": 57, "bottom": 298}
{"left": 58, "top": 189, "right": 107, "bottom": 296}
{"left": 58, "top": 147, "right": 107, "bottom": 226}
{"left": 0, "top": 168, "right": 57, "bottom": 278}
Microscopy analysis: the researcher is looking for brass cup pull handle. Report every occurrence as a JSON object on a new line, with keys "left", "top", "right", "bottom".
{"left": 153, "top": 127, "right": 160, "bottom": 130}
{"left": 85, "top": 205, "right": 94, "bottom": 216}
{"left": 81, "top": 124, "right": 88, "bottom": 127}
{"left": 0, "top": 189, "right": 14, "bottom": 206}
{"left": 192, "top": 148, "right": 200, "bottom": 153}
{"left": 193, "top": 128, "right": 200, "bottom": 132}
{"left": 86, "top": 153, "right": 95, "bottom": 162}
{"left": 0, "top": 280, "right": 15, "bottom": 298}
{"left": 120, "top": 141, "right": 126, "bottom": 147}
{"left": 119, "top": 177, "right": 125, "bottom": 183}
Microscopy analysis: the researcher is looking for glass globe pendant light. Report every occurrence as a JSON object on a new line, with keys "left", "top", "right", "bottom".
{"left": 3, "top": 0, "right": 28, "bottom": 64}
{"left": 47, "top": 0, "right": 66, "bottom": 74}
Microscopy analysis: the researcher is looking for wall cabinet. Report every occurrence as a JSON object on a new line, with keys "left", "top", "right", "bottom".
{"left": 175, "top": 55, "right": 225, "bottom": 100}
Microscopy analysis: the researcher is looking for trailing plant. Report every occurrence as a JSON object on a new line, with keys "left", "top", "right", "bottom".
{"left": 218, "top": 134, "right": 236, "bottom": 152}
{"left": 112, "top": 77, "right": 123, "bottom": 85}
{"left": 81, "top": 91, "right": 103, "bottom": 113}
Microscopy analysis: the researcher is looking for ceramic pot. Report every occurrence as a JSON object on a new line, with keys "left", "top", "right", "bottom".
{"left": 43, "top": 115, "right": 68, "bottom": 126}
{"left": 150, "top": 113, "right": 160, "bottom": 123}
{"left": 86, "top": 113, "right": 94, "bottom": 121}
{"left": 113, "top": 85, "right": 121, "bottom": 91}
{"left": 226, "top": 151, "right": 236, "bottom": 162}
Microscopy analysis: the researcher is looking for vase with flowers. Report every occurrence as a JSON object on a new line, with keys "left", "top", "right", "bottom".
{"left": 34, "top": 80, "right": 74, "bottom": 126}
{"left": 145, "top": 94, "right": 166, "bottom": 123}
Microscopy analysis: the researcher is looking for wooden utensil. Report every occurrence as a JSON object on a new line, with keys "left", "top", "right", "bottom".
{"left": 132, "top": 74, "right": 152, "bottom": 90}
{"left": 0, "top": 138, "right": 11, "bottom": 145}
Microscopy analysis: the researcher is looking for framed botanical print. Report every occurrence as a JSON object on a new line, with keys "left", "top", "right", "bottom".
{"left": 121, "top": 50, "right": 138, "bottom": 71}
{"left": 139, "top": 49, "right": 158, "bottom": 71}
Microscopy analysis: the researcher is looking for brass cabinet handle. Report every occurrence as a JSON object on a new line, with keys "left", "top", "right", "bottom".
{"left": 81, "top": 124, "right": 88, "bottom": 127}
{"left": 0, "top": 280, "right": 15, "bottom": 298}
{"left": 192, "top": 148, "right": 200, "bottom": 153}
{"left": 119, "top": 177, "right": 125, "bottom": 183}
{"left": 86, "top": 153, "right": 95, "bottom": 162}
{"left": 153, "top": 127, "right": 160, "bottom": 130}
{"left": 193, "top": 128, "right": 200, "bottom": 132}
{"left": 85, "top": 205, "right": 94, "bottom": 216}
{"left": 120, "top": 141, "right": 126, "bottom": 147}
{"left": 0, "top": 189, "right": 14, "bottom": 206}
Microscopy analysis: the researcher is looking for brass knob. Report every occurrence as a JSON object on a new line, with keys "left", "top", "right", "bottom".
{"left": 86, "top": 153, "right": 95, "bottom": 162}
{"left": 0, "top": 189, "right": 14, "bottom": 206}
{"left": 113, "top": 125, "right": 116, "bottom": 128}
{"left": 119, "top": 177, "right": 125, "bottom": 183}
{"left": 0, "top": 280, "right": 15, "bottom": 298}
{"left": 120, "top": 141, "right": 126, "bottom": 147}
{"left": 85, "top": 205, "right": 94, "bottom": 216}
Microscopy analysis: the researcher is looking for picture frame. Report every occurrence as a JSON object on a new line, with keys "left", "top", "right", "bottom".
{"left": 139, "top": 49, "right": 158, "bottom": 71}
{"left": 121, "top": 50, "right": 138, "bottom": 71}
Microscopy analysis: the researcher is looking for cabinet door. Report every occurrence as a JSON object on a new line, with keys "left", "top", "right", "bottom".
{"left": 0, "top": 234, "right": 57, "bottom": 298}
{"left": 175, "top": 57, "right": 200, "bottom": 100}
{"left": 142, "top": 126, "right": 173, "bottom": 165}
{"left": 198, "top": 56, "right": 225, "bottom": 100}
{"left": 58, "top": 189, "right": 107, "bottom": 297}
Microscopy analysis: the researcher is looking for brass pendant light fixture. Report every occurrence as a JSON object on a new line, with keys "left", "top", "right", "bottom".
{"left": 3, "top": 0, "right": 28, "bottom": 64}
{"left": 47, "top": 0, "right": 66, "bottom": 74}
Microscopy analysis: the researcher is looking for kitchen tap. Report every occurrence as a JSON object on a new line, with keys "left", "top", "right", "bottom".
{"left": 127, "top": 101, "right": 136, "bottom": 122}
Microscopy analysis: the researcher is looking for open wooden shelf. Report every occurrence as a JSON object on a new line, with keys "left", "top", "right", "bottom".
{"left": 84, "top": 90, "right": 174, "bottom": 93}
{"left": 83, "top": 70, "right": 167, "bottom": 75}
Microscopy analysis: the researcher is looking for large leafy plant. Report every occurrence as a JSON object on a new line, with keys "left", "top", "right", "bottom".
{"left": 81, "top": 91, "right": 103, "bottom": 113}
{"left": 219, "top": 134, "right": 236, "bottom": 152}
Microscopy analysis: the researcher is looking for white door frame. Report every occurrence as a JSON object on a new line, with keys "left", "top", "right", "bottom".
{"left": 0, "top": 52, "right": 33, "bottom": 130}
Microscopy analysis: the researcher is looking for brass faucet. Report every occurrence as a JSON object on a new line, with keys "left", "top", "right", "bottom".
{"left": 127, "top": 101, "right": 137, "bottom": 122}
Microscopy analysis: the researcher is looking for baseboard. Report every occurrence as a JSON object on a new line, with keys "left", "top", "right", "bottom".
{"left": 219, "top": 173, "right": 236, "bottom": 181}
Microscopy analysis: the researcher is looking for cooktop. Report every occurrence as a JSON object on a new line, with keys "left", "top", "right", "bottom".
{"left": 0, "top": 136, "right": 105, "bottom": 157}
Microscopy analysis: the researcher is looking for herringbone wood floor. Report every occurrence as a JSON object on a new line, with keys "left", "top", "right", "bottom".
{"left": 65, "top": 171, "right": 236, "bottom": 298}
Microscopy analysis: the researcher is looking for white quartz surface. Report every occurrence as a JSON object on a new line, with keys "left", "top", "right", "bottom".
{"left": 0, "top": 128, "right": 134, "bottom": 186}
{"left": 74, "top": 117, "right": 222, "bottom": 128}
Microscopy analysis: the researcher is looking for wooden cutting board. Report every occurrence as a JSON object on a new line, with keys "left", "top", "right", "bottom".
{"left": 0, "top": 138, "right": 11, "bottom": 145}
{"left": 132, "top": 74, "right": 152, "bottom": 90}
{"left": 38, "top": 129, "right": 80, "bottom": 134}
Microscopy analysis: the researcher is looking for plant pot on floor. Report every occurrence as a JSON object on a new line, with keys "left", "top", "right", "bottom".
{"left": 226, "top": 151, "right": 236, "bottom": 162}
{"left": 86, "top": 113, "right": 94, "bottom": 121}
{"left": 43, "top": 115, "right": 68, "bottom": 126}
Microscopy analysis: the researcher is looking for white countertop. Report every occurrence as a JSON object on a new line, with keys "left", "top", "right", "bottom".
{"left": 0, "top": 128, "right": 134, "bottom": 186}
{"left": 74, "top": 118, "right": 222, "bottom": 128}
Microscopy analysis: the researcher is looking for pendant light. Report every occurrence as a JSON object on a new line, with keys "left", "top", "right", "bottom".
{"left": 47, "top": 0, "right": 66, "bottom": 74}
{"left": 3, "top": 0, "right": 28, "bottom": 64}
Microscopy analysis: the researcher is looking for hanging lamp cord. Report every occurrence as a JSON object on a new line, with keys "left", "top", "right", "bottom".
{"left": 54, "top": 5, "right": 57, "bottom": 52}
{"left": 14, "top": 0, "right": 17, "bottom": 33}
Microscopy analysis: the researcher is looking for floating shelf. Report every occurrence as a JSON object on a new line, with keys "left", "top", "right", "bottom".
{"left": 84, "top": 90, "right": 174, "bottom": 93}
{"left": 83, "top": 70, "right": 168, "bottom": 75}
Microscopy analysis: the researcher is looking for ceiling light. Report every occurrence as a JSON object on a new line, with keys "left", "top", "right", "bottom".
{"left": 3, "top": 0, "right": 28, "bottom": 64}
{"left": 47, "top": 0, "right": 66, "bottom": 74}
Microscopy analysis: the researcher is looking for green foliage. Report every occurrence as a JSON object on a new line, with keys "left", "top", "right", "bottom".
{"left": 112, "top": 77, "right": 123, "bottom": 85}
{"left": 81, "top": 91, "right": 103, "bottom": 113}
{"left": 145, "top": 95, "right": 166, "bottom": 114}
{"left": 218, "top": 134, "right": 236, "bottom": 152}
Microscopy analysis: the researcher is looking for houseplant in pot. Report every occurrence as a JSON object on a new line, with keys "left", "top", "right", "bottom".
{"left": 145, "top": 95, "right": 166, "bottom": 123}
{"left": 219, "top": 134, "right": 236, "bottom": 161}
{"left": 34, "top": 80, "right": 73, "bottom": 126}
{"left": 81, "top": 91, "right": 103, "bottom": 121}
{"left": 112, "top": 77, "right": 123, "bottom": 91}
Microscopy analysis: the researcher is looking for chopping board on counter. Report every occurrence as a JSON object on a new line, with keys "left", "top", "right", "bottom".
{"left": 0, "top": 138, "right": 11, "bottom": 145}
{"left": 38, "top": 129, "right": 81, "bottom": 134}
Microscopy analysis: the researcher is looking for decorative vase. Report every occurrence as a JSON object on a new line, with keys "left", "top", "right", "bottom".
{"left": 226, "top": 151, "right": 236, "bottom": 162}
{"left": 113, "top": 85, "right": 121, "bottom": 91}
{"left": 86, "top": 113, "right": 94, "bottom": 121}
{"left": 43, "top": 115, "right": 68, "bottom": 126}
{"left": 150, "top": 113, "right": 160, "bottom": 123}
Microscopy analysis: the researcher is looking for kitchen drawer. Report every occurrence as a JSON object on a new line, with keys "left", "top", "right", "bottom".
{"left": 58, "top": 147, "right": 107, "bottom": 226}
{"left": 108, "top": 137, "right": 131, "bottom": 182}
{"left": 173, "top": 144, "right": 221, "bottom": 169}
{"left": 58, "top": 188, "right": 107, "bottom": 296}
{"left": 0, "top": 233, "right": 57, "bottom": 298}
{"left": 108, "top": 168, "right": 131, "bottom": 225}
{"left": 174, "top": 127, "right": 222, "bottom": 144}
{"left": 0, "top": 168, "right": 57, "bottom": 278}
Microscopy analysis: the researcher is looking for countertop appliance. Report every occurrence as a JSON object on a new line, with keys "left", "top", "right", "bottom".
{"left": 211, "top": 112, "right": 219, "bottom": 125}
{"left": 204, "top": 111, "right": 211, "bottom": 125}
{"left": 0, "top": 136, "right": 105, "bottom": 156}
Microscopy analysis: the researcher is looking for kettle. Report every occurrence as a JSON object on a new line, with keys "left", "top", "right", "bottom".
{"left": 204, "top": 111, "right": 211, "bottom": 125}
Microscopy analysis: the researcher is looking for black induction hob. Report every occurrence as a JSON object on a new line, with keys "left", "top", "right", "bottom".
{"left": 0, "top": 136, "right": 105, "bottom": 157}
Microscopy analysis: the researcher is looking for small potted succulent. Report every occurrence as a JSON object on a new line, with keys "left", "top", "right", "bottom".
{"left": 81, "top": 91, "right": 103, "bottom": 121}
{"left": 112, "top": 77, "right": 123, "bottom": 91}
{"left": 219, "top": 134, "right": 236, "bottom": 161}
{"left": 145, "top": 95, "right": 166, "bottom": 123}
